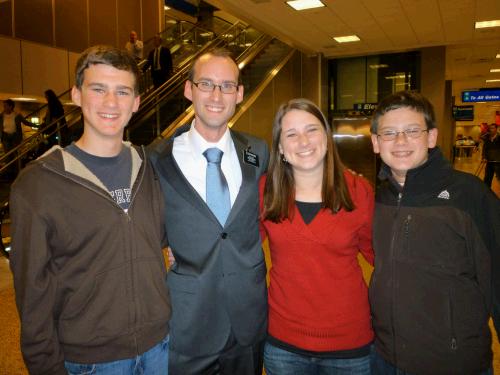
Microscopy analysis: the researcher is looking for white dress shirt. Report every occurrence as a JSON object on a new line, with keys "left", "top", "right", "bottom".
{"left": 172, "top": 121, "right": 242, "bottom": 207}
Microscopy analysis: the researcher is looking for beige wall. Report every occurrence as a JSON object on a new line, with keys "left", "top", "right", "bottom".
{"left": 22, "top": 41, "right": 69, "bottom": 96}
{"left": 0, "top": 0, "right": 163, "bottom": 97}
{"left": 0, "top": 36, "right": 22, "bottom": 94}
{"left": 0, "top": 0, "right": 162, "bottom": 53}
{"left": 233, "top": 51, "right": 325, "bottom": 145}
{"left": 0, "top": 36, "right": 80, "bottom": 97}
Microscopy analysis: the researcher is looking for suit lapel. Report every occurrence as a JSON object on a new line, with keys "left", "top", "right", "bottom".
{"left": 156, "top": 126, "right": 217, "bottom": 221}
{"left": 226, "top": 131, "right": 256, "bottom": 225}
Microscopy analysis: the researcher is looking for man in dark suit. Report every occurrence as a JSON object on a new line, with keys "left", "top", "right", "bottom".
{"left": 144, "top": 34, "right": 173, "bottom": 89}
{"left": 149, "top": 49, "right": 269, "bottom": 375}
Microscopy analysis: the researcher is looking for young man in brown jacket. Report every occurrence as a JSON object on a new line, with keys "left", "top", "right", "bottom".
{"left": 9, "top": 45, "right": 171, "bottom": 375}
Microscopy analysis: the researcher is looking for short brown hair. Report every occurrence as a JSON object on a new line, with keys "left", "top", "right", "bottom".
{"left": 188, "top": 48, "right": 240, "bottom": 83}
{"left": 263, "top": 98, "right": 354, "bottom": 223}
{"left": 371, "top": 91, "right": 436, "bottom": 134}
{"left": 75, "top": 45, "right": 140, "bottom": 94}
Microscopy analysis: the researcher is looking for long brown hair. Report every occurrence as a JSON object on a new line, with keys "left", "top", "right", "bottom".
{"left": 263, "top": 98, "right": 354, "bottom": 223}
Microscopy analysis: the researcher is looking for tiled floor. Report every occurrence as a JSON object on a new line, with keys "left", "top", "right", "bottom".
{"left": 453, "top": 151, "right": 500, "bottom": 197}
{"left": 0, "top": 256, "right": 12, "bottom": 292}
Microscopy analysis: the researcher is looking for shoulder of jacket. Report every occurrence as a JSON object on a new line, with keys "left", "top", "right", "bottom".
{"left": 11, "top": 151, "right": 62, "bottom": 193}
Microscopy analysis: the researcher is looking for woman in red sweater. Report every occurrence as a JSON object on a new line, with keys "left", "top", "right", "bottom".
{"left": 260, "top": 98, "right": 374, "bottom": 374}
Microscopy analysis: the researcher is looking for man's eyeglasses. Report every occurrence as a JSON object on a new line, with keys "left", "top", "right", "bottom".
{"left": 377, "top": 128, "right": 429, "bottom": 141}
{"left": 191, "top": 80, "right": 239, "bottom": 94}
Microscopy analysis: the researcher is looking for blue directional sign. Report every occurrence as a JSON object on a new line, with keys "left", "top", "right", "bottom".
{"left": 462, "top": 89, "right": 500, "bottom": 102}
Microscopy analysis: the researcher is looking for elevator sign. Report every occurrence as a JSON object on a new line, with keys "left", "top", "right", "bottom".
{"left": 462, "top": 89, "right": 500, "bottom": 102}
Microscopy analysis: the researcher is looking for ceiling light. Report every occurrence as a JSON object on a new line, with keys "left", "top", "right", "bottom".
{"left": 475, "top": 20, "right": 500, "bottom": 29}
{"left": 486, "top": 79, "right": 500, "bottom": 82}
{"left": 497, "top": 54, "right": 500, "bottom": 58}
{"left": 10, "top": 97, "right": 38, "bottom": 101}
{"left": 333, "top": 35, "right": 360, "bottom": 43}
{"left": 490, "top": 68, "right": 500, "bottom": 73}
{"left": 286, "top": 0, "right": 325, "bottom": 10}
{"left": 369, "top": 64, "right": 388, "bottom": 69}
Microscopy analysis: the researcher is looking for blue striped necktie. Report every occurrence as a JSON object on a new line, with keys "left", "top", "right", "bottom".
{"left": 203, "top": 148, "right": 230, "bottom": 225}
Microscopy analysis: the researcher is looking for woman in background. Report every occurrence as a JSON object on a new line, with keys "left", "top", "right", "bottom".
{"left": 260, "top": 98, "right": 374, "bottom": 375}
{"left": 43, "top": 89, "right": 68, "bottom": 147}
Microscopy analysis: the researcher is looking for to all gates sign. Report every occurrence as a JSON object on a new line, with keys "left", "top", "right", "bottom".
{"left": 462, "top": 89, "right": 500, "bottom": 102}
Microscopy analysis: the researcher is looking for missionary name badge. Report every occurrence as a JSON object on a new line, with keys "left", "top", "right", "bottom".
{"left": 243, "top": 148, "right": 259, "bottom": 167}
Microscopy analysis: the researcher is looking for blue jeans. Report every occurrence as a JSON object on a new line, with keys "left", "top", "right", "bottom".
{"left": 263, "top": 341, "right": 371, "bottom": 375}
{"left": 65, "top": 335, "right": 169, "bottom": 375}
{"left": 370, "top": 347, "right": 492, "bottom": 375}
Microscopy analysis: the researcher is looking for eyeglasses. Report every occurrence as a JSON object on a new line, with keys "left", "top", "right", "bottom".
{"left": 191, "top": 80, "right": 239, "bottom": 94}
{"left": 377, "top": 128, "right": 429, "bottom": 141}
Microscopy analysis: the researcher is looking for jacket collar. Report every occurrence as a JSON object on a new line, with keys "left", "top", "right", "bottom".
{"left": 378, "top": 147, "right": 453, "bottom": 198}
{"left": 40, "top": 143, "right": 143, "bottom": 191}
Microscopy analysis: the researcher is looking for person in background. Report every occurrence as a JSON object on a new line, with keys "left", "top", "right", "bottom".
{"left": 125, "top": 30, "right": 143, "bottom": 61}
{"left": 143, "top": 34, "right": 173, "bottom": 89}
{"left": 0, "top": 99, "right": 33, "bottom": 178}
{"left": 9, "top": 45, "right": 171, "bottom": 375}
{"left": 482, "top": 123, "right": 500, "bottom": 187}
{"left": 43, "top": 89, "right": 68, "bottom": 147}
{"left": 148, "top": 48, "right": 269, "bottom": 375}
{"left": 260, "top": 98, "right": 374, "bottom": 375}
{"left": 369, "top": 91, "right": 500, "bottom": 375}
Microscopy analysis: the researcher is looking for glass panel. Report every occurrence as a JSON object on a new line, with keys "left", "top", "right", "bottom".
{"left": 336, "top": 57, "right": 366, "bottom": 110}
{"left": 330, "top": 51, "right": 421, "bottom": 115}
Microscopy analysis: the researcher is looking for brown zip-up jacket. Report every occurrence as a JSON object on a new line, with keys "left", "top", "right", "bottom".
{"left": 9, "top": 144, "right": 171, "bottom": 375}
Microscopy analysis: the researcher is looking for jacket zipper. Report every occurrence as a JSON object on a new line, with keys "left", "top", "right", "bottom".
{"left": 389, "top": 192, "right": 403, "bottom": 366}
{"left": 43, "top": 149, "right": 147, "bottom": 355}
{"left": 404, "top": 214, "right": 412, "bottom": 252}
{"left": 448, "top": 291, "right": 458, "bottom": 351}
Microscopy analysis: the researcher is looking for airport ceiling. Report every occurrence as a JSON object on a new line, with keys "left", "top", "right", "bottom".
{"left": 206, "top": 0, "right": 500, "bottom": 91}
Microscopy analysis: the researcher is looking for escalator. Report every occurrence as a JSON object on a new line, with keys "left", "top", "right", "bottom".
{"left": 0, "top": 18, "right": 296, "bottom": 179}
{"left": 0, "top": 22, "right": 296, "bottom": 259}
{"left": 126, "top": 23, "right": 267, "bottom": 145}
{"left": 126, "top": 31, "right": 295, "bottom": 144}
{"left": 0, "top": 18, "right": 243, "bottom": 178}
{"left": 0, "top": 20, "right": 295, "bottom": 179}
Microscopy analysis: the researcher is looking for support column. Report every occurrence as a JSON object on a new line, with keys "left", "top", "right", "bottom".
{"left": 420, "top": 46, "right": 453, "bottom": 160}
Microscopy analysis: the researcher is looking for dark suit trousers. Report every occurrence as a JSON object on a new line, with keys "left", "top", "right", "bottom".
{"left": 169, "top": 333, "right": 264, "bottom": 375}
{"left": 152, "top": 69, "right": 167, "bottom": 89}
{"left": 484, "top": 161, "right": 500, "bottom": 187}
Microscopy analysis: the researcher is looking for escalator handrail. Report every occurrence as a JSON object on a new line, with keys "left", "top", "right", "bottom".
{"left": 0, "top": 106, "right": 81, "bottom": 171}
{"left": 15, "top": 87, "right": 72, "bottom": 130}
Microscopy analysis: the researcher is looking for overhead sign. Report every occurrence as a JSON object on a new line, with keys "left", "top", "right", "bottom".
{"left": 462, "top": 89, "right": 500, "bottom": 102}
{"left": 354, "top": 103, "right": 377, "bottom": 111}
{"left": 452, "top": 105, "right": 474, "bottom": 121}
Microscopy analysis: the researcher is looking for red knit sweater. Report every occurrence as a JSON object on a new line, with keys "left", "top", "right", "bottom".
{"left": 259, "top": 171, "right": 374, "bottom": 352}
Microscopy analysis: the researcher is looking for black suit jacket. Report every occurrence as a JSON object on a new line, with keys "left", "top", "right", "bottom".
{"left": 149, "top": 124, "right": 269, "bottom": 357}
{"left": 144, "top": 46, "right": 173, "bottom": 85}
